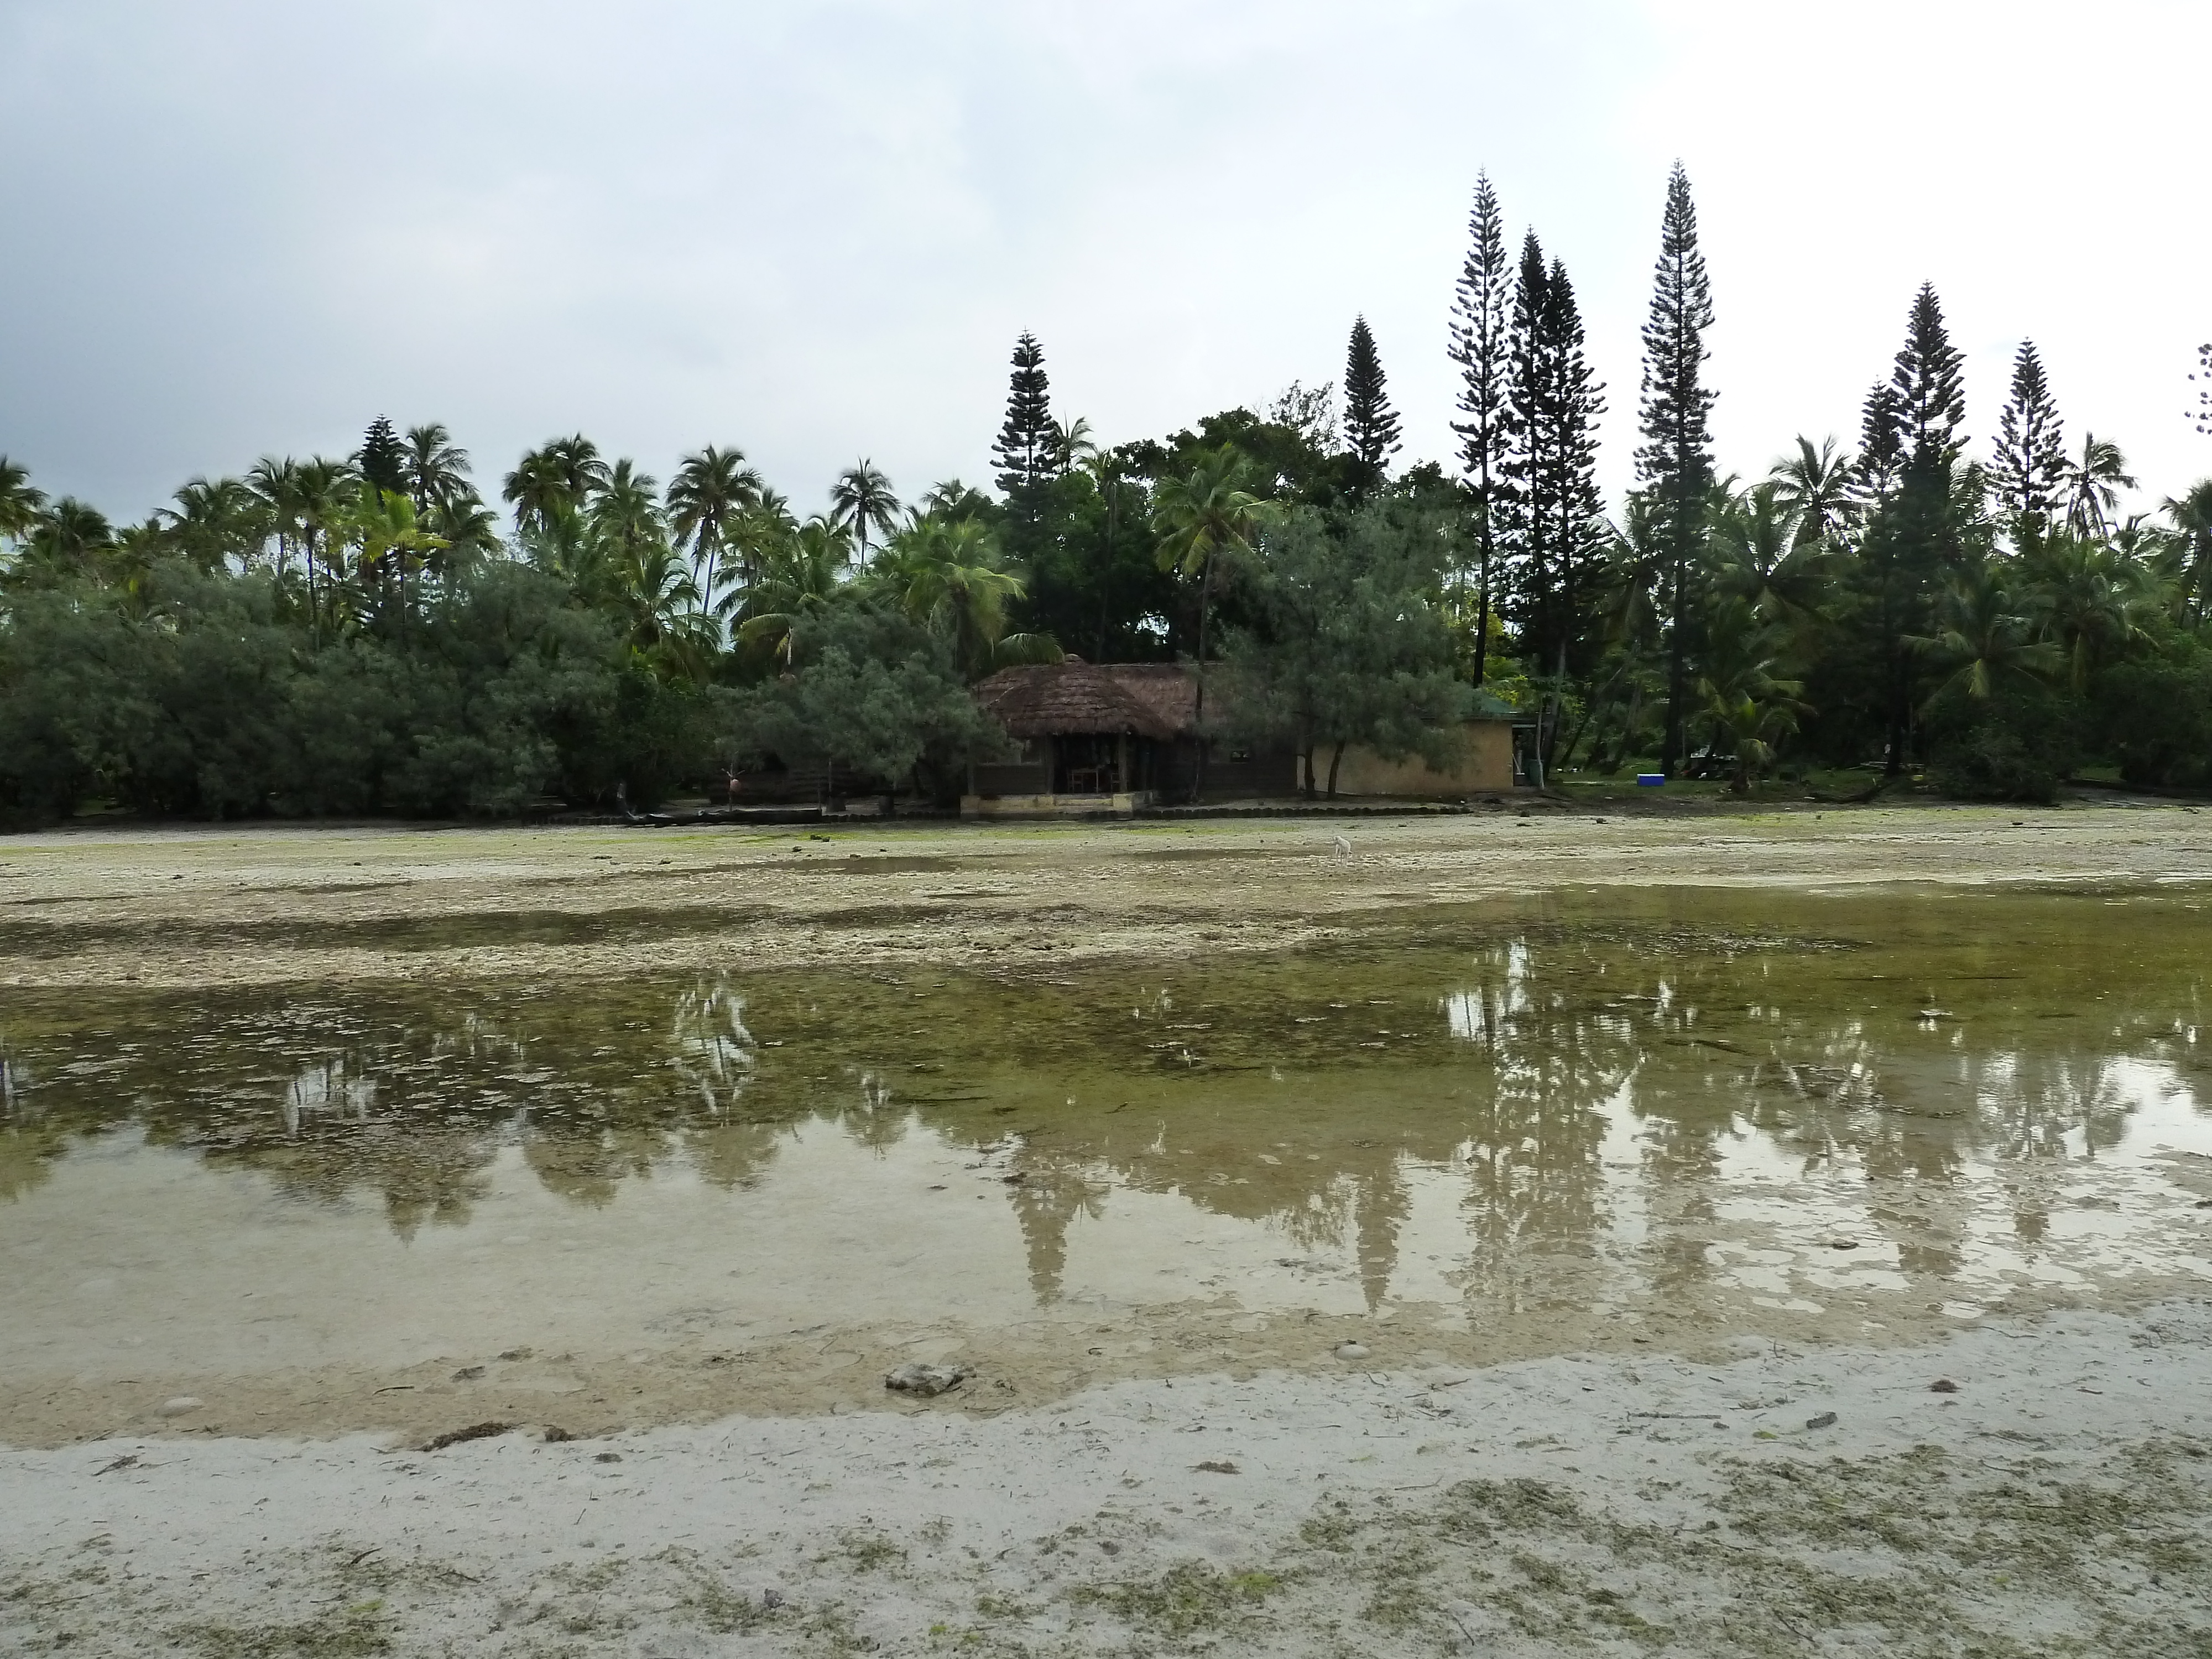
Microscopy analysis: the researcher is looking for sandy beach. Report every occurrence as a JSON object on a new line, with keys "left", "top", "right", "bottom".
{"left": 4, "top": 1303, "right": 2208, "bottom": 1655}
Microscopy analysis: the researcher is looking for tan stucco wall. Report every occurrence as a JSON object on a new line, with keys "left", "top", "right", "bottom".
{"left": 1296, "top": 721, "right": 1516, "bottom": 797}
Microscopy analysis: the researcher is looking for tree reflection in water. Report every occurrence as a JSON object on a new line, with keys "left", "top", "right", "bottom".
{"left": 0, "top": 888, "right": 2204, "bottom": 1317}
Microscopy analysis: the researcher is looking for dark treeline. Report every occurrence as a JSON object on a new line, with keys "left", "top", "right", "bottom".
{"left": 4, "top": 166, "right": 2210, "bottom": 820}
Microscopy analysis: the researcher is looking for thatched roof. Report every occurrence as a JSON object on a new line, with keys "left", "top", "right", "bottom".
{"left": 1097, "top": 664, "right": 1200, "bottom": 735}
{"left": 972, "top": 662, "right": 1180, "bottom": 740}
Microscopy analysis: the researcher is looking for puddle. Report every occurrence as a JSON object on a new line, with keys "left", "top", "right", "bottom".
{"left": 3, "top": 885, "right": 2209, "bottom": 1431}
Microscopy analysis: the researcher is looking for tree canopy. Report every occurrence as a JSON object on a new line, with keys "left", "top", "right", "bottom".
{"left": 4, "top": 175, "right": 2210, "bottom": 821}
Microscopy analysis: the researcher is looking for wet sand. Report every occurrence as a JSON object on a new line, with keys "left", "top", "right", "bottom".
{"left": 5, "top": 1305, "right": 2209, "bottom": 1656}
{"left": 3, "top": 799, "right": 2209, "bottom": 990}
{"left": 6, "top": 804, "right": 2211, "bottom": 1653}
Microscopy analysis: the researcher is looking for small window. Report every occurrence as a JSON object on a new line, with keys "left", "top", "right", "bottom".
{"left": 1227, "top": 746, "right": 1253, "bottom": 763}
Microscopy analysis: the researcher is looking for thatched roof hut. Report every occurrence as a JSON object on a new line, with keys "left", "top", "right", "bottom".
{"left": 972, "top": 662, "right": 1179, "bottom": 742}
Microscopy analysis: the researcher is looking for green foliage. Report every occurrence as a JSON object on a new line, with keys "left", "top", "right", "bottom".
{"left": 728, "top": 603, "right": 1007, "bottom": 800}
{"left": 2095, "top": 636, "right": 2212, "bottom": 788}
{"left": 0, "top": 560, "right": 731, "bottom": 820}
{"left": 1222, "top": 502, "right": 1470, "bottom": 796}
{"left": 1343, "top": 315, "right": 1402, "bottom": 487}
{"left": 1924, "top": 677, "right": 2085, "bottom": 803}
{"left": 990, "top": 331, "right": 1053, "bottom": 508}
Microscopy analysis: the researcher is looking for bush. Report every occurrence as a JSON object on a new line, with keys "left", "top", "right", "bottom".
{"left": 2093, "top": 641, "right": 2212, "bottom": 790}
{"left": 1923, "top": 680, "right": 2084, "bottom": 803}
{"left": 0, "top": 559, "right": 737, "bottom": 821}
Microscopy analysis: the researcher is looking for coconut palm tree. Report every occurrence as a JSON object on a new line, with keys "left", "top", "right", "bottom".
{"left": 11, "top": 498, "right": 113, "bottom": 586}
{"left": 1154, "top": 445, "right": 1271, "bottom": 791}
{"left": 2064, "top": 434, "right": 2136, "bottom": 539}
{"left": 2161, "top": 479, "right": 2212, "bottom": 627}
{"left": 734, "top": 517, "right": 853, "bottom": 665}
{"left": 877, "top": 515, "right": 1056, "bottom": 676}
{"left": 160, "top": 476, "right": 267, "bottom": 572}
{"left": 711, "top": 488, "right": 798, "bottom": 614}
{"left": 351, "top": 485, "right": 448, "bottom": 628}
{"left": 1051, "top": 418, "right": 1098, "bottom": 475}
{"left": 403, "top": 424, "right": 473, "bottom": 519}
{"left": 829, "top": 461, "right": 901, "bottom": 571}
{"left": 503, "top": 435, "right": 609, "bottom": 536}
{"left": 1767, "top": 435, "right": 1855, "bottom": 550}
{"left": 1911, "top": 567, "right": 2063, "bottom": 703}
{"left": 1709, "top": 483, "right": 1833, "bottom": 627}
{"left": 247, "top": 457, "right": 314, "bottom": 596}
{"left": 2018, "top": 533, "right": 2154, "bottom": 689}
{"left": 589, "top": 460, "right": 664, "bottom": 558}
{"left": 295, "top": 457, "right": 358, "bottom": 641}
{"left": 612, "top": 541, "right": 704, "bottom": 659}
{"left": 0, "top": 456, "right": 48, "bottom": 545}
{"left": 667, "top": 446, "right": 764, "bottom": 611}
{"left": 1694, "top": 597, "right": 1808, "bottom": 792}
{"left": 424, "top": 495, "right": 502, "bottom": 586}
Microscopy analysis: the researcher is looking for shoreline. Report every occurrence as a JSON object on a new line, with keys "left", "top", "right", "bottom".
{"left": 2, "top": 801, "right": 2208, "bottom": 992}
{"left": 5, "top": 1301, "right": 2208, "bottom": 1656}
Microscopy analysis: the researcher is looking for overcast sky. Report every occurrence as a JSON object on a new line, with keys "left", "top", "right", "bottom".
{"left": 2, "top": 0, "right": 2206, "bottom": 527}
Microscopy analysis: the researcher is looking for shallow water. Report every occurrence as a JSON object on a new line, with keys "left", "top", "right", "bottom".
{"left": 4, "top": 885, "right": 2209, "bottom": 1397}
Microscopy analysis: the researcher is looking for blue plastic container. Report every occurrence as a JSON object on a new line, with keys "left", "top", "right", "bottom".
{"left": 1636, "top": 773, "right": 1666, "bottom": 787}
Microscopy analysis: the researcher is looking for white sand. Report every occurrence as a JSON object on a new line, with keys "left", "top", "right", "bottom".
{"left": 6, "top": 1302, "right": 2209, "bottom": 1656}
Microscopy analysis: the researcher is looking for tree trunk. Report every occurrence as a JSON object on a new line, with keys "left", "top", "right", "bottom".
{"left": 1190, "top": 551, "right": 1213, "bottom": 804}
{"left": 1471, "top": 539, "right": 1491, "bottom": 691}
{"left": 1662, "top": 549, "right": 1688, "bottom": 775}
{"left": 1326, "top": 740, "right": 1345, "bottom": 801}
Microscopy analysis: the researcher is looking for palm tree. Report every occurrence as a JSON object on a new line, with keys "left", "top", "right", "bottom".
{"left": 2018, "top": 533, "right": 2153, "bottom": 689}
{"left": 1709, "top": 483, "right": 1833, "bottom": 627}
{"left": 613, "top": 541, "right": 703, "bottom": 656}
{"left": 247, "top": 457, "right": 308, "bottom": 592}
{"left": 829, "top": 461, "right": 901, "bottom": 571}
{"left": 295, "top": 457, "right": 358, "bottom": 642}
{"left": 1051, "top": 418, "right": 1098, "bottom": 475}
{"left": 1081, "top": 448, "right": 1126, "bottom": 660}
{"left": 14, "top": 498, "right": 114, "bottom": 586}
{"left": 590, "top": 460, "right": 664, "bottom": 556}
{"left": 877, "top": 515, "right": 1055, "bottom": 676}
{"left": 503, "top": 435, "right": 609, "bottom": 536}
{"left": 1153, "top": 445, "right": 1271, "bottom": 791}
{"left": 1694, "top": 598, "right": 1808, "bottom": 793}
{"left": 2064, "top": 434, "right": 2136, "bottom": 539}
{"left": 403, "top": 424, "right": 473, "bottom": 519}
{"left": 352, "top": 485, "right": 448, "bottom": 628}
{"left": 667, "top": 446, "right": 764, "bottom": 612}
{"left": 424, "top": 495, "right": 502, "bottom": 586}
{"left": 1910, "top": 566, "right": 2062, "bottom": 703}
{"left": 160, "top": 476, "right": 268, "bottom": 572}
{"left": 1767, "top": 436, "right": 1855, "bottom": 550}
{"left": 733, "top": 517, "right": 852, "bottom": 666}
{"left": 918, "top": 478, "right": 994, "bottom": 520}
{"left": 2162, "top": 479, "right": 2212, "bottom": 627}
{"left": 0, "top": 456, "right": 48, "bottom": 545}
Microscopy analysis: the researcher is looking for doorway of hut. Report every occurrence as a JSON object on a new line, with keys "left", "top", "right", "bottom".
{"left": 1052, "top": 733, "right": 1133, "bottom": 795}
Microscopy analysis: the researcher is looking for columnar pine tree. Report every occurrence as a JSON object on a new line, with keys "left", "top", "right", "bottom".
{"left": 1893, "top": 284, "right": 1967, "bottom": 473}
{"left": 990, "top": 333, "right": 1053, "bottom": 518}
{"left": 358, "top": 416, "right": 406, "bottom": 496}
{"left": 1342, "top": 315, "right": 1402, "bottom": 491}
{"left": 1989, "top": 341, "right": 2067, "bottom": 531}
{"left": 1449, "top": 173, "right": 1512, "bottom": 688}
{"left": 1864, "top": 284, "right": 1969, "bottom": 773}
{"left": 1631, "top": 163, "right": 1718, "bottom": 776}
{"left": 1500, "top": 233, "right": 1606, "bottom": 776}
{"left": 1536, "top": 257, "right": 1607, "bottom": 694}
{"left": 1852, "top": 382, "right": 1905, "bottom": 507}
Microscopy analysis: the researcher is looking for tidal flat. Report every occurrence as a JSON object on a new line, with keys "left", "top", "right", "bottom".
{"left": 3, "top": 805, "right": 2210, "bottom": 1655}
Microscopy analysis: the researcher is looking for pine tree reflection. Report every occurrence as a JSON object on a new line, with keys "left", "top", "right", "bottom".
{"left": 1448, "top": 941, "right": 1635, "bottom": 1317}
